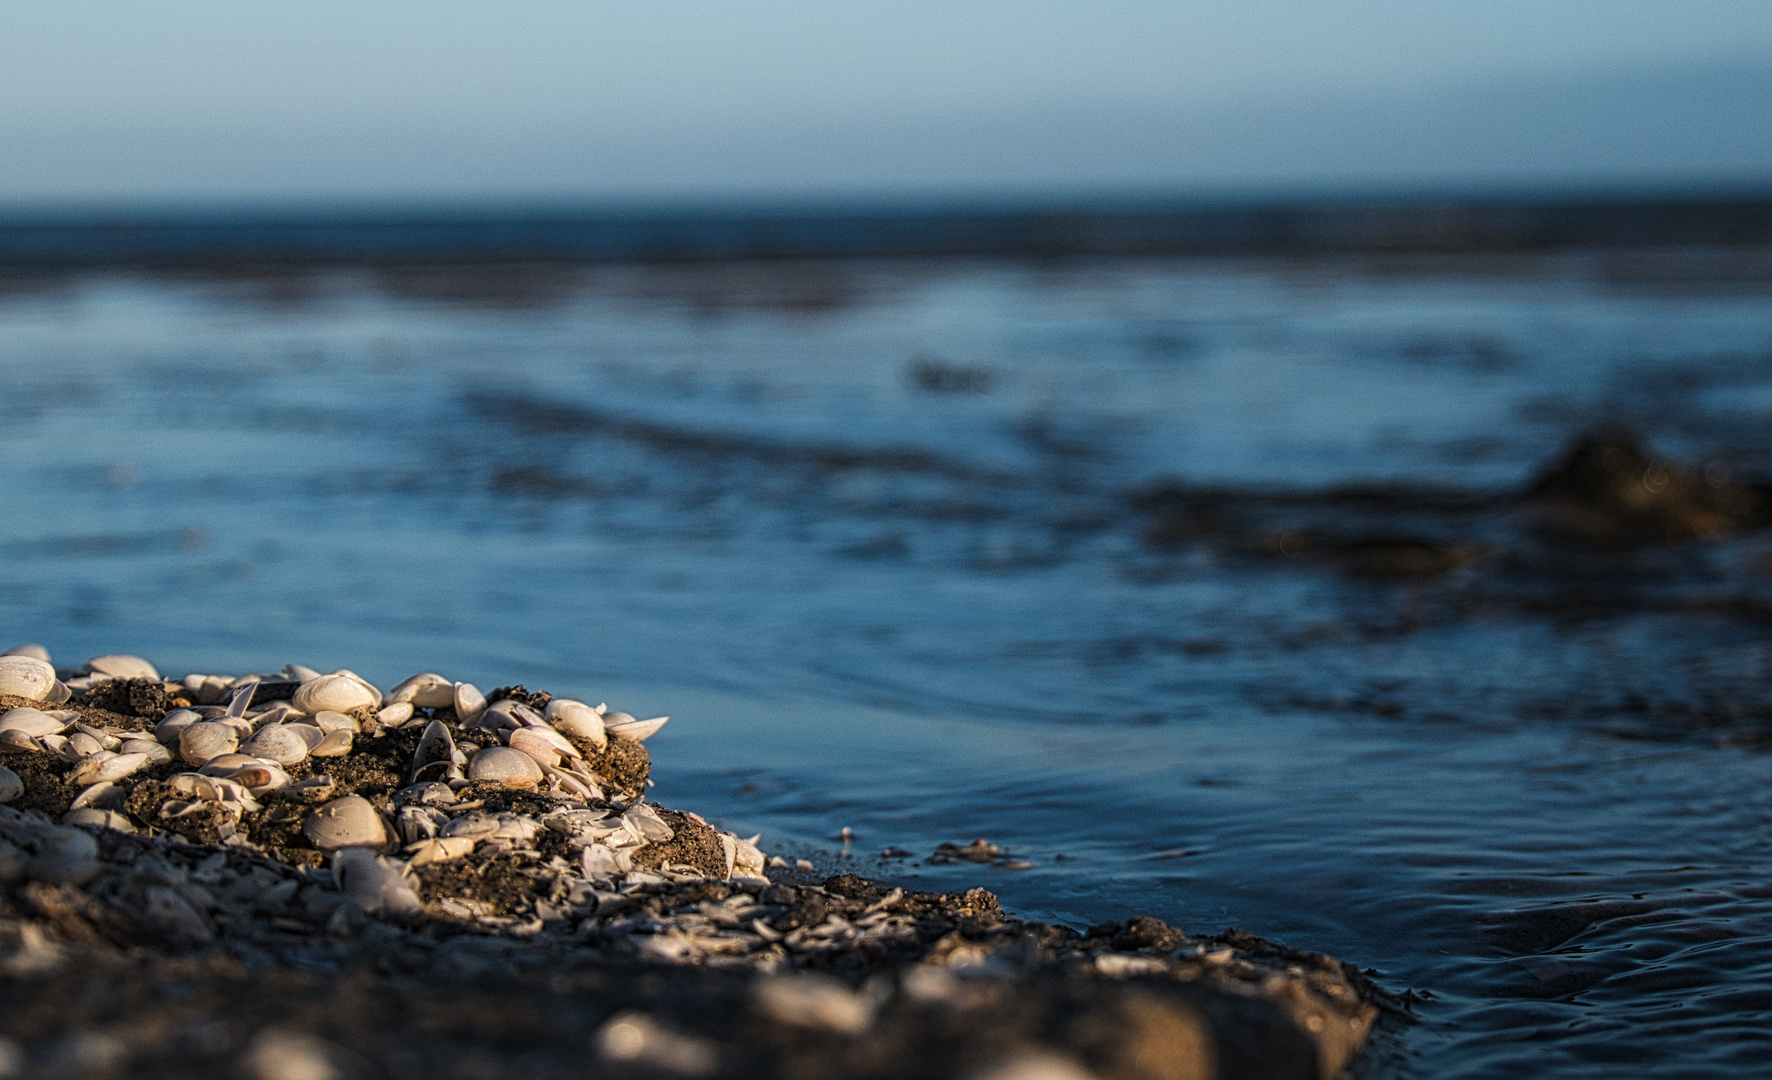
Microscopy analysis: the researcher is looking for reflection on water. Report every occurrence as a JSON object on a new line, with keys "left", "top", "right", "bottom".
{"left": 3, "top": 252, "right": 1772, "bottom": 1076}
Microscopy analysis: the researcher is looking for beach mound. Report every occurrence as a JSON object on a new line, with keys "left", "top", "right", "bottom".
{"left": 0, "top": 650, "right": 1389, "bottom": 1079}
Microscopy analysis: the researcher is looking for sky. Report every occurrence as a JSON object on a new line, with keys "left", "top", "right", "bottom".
{"left": 2, "top": 1, "right": 1770, "bottom": 205}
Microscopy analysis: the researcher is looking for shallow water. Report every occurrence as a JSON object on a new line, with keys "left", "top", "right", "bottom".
{"left": 4, "top": 251, "right": 1772, "bottom": 1075}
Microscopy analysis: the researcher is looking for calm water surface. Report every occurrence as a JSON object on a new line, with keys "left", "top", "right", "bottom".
{"left": 4, "top": 252, "right": 1772, "bottom": 1076}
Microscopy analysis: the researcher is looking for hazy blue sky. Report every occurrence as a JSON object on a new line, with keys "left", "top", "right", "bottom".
{"left": 3, "top": 1, "right": 1771, "bottom": 204}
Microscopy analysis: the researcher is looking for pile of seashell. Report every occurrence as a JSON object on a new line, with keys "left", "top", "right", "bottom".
{"left": 0, "top": 644, "right": 788, "bottom": 947}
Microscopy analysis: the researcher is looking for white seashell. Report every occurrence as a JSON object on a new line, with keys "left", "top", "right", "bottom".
{"left": 154, "top": 708, "right": 203, "bottom": 744}
{"left": 453, "top": 682, "right": 487, "bottom": 724}
{"left": 507, "top": 728, "right": 563, "bottom": 769}
{"left": 87, "top": 654, "right": 159, "bottom": 680}
{"left": 324, "top": 669, "right": 382, "bottom": 708}
{"left": 43, "top": 681, "right": 71, "bottom": 705}
{"left": 291, "top": 673, "right": 376, "bottom": 715}
{"left": 183, "top": 674, "right": 233, "bottom": 705}
{"left": 27, "top": 826, "right": 100, "bottom": 885}
{"left": 310, "top": 730, "right": 354, "bottom": 757}
{"left": 718, "top": 832, "right": 737, "bottom": 879}
{"left": 390, "top": 673, "right": 456, "bottom": 709}
{"left": 179, "top": 722, "right": 239, "bottom": 764}
{"left": 303, "top": 795, "right": 389, "bottom": 852}
{"left": 606, "top": 714, "right": 668, "bottom": 742}
{"left": 65, "top": 732, "right": 104, "bottom": 759}
{"left": 411, "top": 720, "right": 461, "bottom": 782}
{"left": 372, "top": 703, "right": 410, "bottom": 728}
{"left": 466, "top": 746, "right": 543, "bottom": 789}
{"left": 0, "top": 766, "right": 20, "bottom": 802}
{"left": 547, "top": 700, "right": 608, "bottom": 749}
{"left": 119, "top": 739, "right": 172, "bottom": 764}
{"left": 0, "top": 730, "right": 40, "bottom": 754}
{"left": 69, "top": 752, "right": 149, "bottom": 787}
{"left": 1, "top": 644, "right": 49, "bottom": 663}
{"left": 198, "top": 752, "right": 260, "bottom": 774}
{"left": 0, "top": 655, "right": 57, "bottom": 700}
{"left": 734, "top": 835, "right": 766, "bottom": 874}
{"left": 581, "top": 844, "right": 632, "bottom": 877}
{"left": 0, "top": 707, "right": 67, "bottom": 739}
{"left": 406, "top": 836, "right": 476, "bottom": 867}
{"left": 163, "top": 772, "right": 261, "bottom": 816}
{"left": 241, "top": 725, "right": 310, "bottom": 766}
{"left": 284, "top": 663, "right": 323, "bottom": 683}
{"left": 70, "top": 781, "right": 120, "bottom": 810}
{"left": 211, "top": 761, "right": 289, "bottom": 794}
{"left": 331, "top": 848, "right": 421, "bottom": 916}
{"left": 62, "top": 807, "right": 135, "bottom": 833}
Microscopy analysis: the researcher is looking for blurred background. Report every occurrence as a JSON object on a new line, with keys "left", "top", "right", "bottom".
{"left": 5, "top": 4, "right": 1772, "bottom": 1077}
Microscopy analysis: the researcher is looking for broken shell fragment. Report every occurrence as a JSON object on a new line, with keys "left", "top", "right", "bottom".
{"left": 291, "top": 673, "right": 376, "bottom": 715}
{"left": 303, "top": 795, "right": 389, "bottom": 852}
{"left": 179, "top": 722, "right": 240, "bottom": 765}
{"left": 0, "top": 656, "right": 57, "bottom": 701}
{"left": 605, "top": 713, "right": 668, "bottom": 742}
{"left": 467, "top": 746, "right": 544, "bottom": 789}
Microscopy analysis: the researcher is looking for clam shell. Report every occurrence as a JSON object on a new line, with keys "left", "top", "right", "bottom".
{"left": 507, "top": 728, "right": 563, "bottom": 769}
{"left": 154, "top": 709, "right": 203, "bottom": 744}
{"left": 389, "top": 673, "right": 455, "bottom": 709}
{"left": 70, "top": 781, "right": 121, "bottom": 810}
{"left": 0, "top": 765, "right": 21, "bottom": 802}
{"left": 179, "top": 722, "right": 240, "bottom": 764}
{"left": 546, "top": 700, "right": 607, "bottom": 749}
{"left": 1, "top": 644, "right": 49, "bottom": 663}
{"left": 0, "top": 707, "right": 67, "bottom": 739}
{"left": 0, "top": 730, "right": 40, "bottom": 754}
{"left": 303, "top": 795, "right": 389, "bottom": 852}
{"left": 284, "top": 663, "right": 323, "bottom": 683}
{"left": 466, "top": 746, "right": 543, "bottom": 789}
{"left": 119, "top": 739, "right": 172, "bottom": 764}
{"left": 68, "top": 752, "right": 149, "bottom": 786}
{"left": 291, "top": 674, "right": 376, "bottom": 715}
{"left": 87, "top": 654, "right": 159, "bottom": 680}
{"left": 65, "top": 732, "right": 104, "bottom": 759}
{"left": 309, "top": 730, "right": 354, "bottom": 757}
{"left": 453, "top": 682, "right": 487, "bottom": 724}
{"left": 411, "top": 720, "right": 461, "bottom": 781}
{"left": 0, "top": 656, "right": 56, "bottom": 701}
{"left": 370, "top": 703, "right": 409, "bottom": 728}
{"left": 241, "top": 725, "right": 311, "bottom": 766}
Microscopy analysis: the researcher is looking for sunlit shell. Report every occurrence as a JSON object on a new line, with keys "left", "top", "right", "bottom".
{"left": 453, "top": 682, "right": 487, "bottom": 724}
{"left": 0, "top": 707, "right": 66, "bottom": 739}
{"left": 605, "top": 713, "right": 669, "bottom": 742}
{"left": 87, "top": 654, "right": 159, "bottom": 680}
{"left": 154, "top": 708, "right": 203, "bottom": 744}
{"left": 371, "top": 702, "right": 410, "bottom": 728}
{"left": 411, "top": 720, "right": 461, "bottom": 782}
{"left": 68, "top": 752, "right": 150, "bottom": 787}
{"left": 406, "top": 836, "right": 476, "bottom": 867}
{"left": 389, "top": 673, "right": 455, "bottom": 709}
{"left": 179, "top": 722, "right": 240, "bottom": 765}
{"left": 0, "top": 730, "right": 39, "bottom": 754}
{"left": 303, "top": 795, "right": 389, "bottom": 851}
{"left": 546, "top": 700, "right": 608, "bottom": 749}
{"left": 310, "top": 730, "right": 354, "bottom": 757}
{"left": 507, "top": 727, "right": 564, "bottom": 769}
{"left": 1, "top": 644, "right": 49, "bottom": 663}
{"left": 291, "top": 673, "right": 376, "bottom": 714}
{"left": 64, "top": 732, "right": 104, "bottom": 759}
{"left": 467, "top": 746, "right": 543, "bottom": 789}
{"left": 118, "top": 739, "right": 172, "bottom": 765}
{"left": 241, "top": 725, "right": 311, "bottom": 766}
{"left": 0, "top": 656, "right": 56, "bottom": 701}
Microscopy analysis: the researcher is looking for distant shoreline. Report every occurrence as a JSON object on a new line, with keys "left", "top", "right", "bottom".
{"left": 2, "top": 191, "right": 1771, "bottom": 268}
